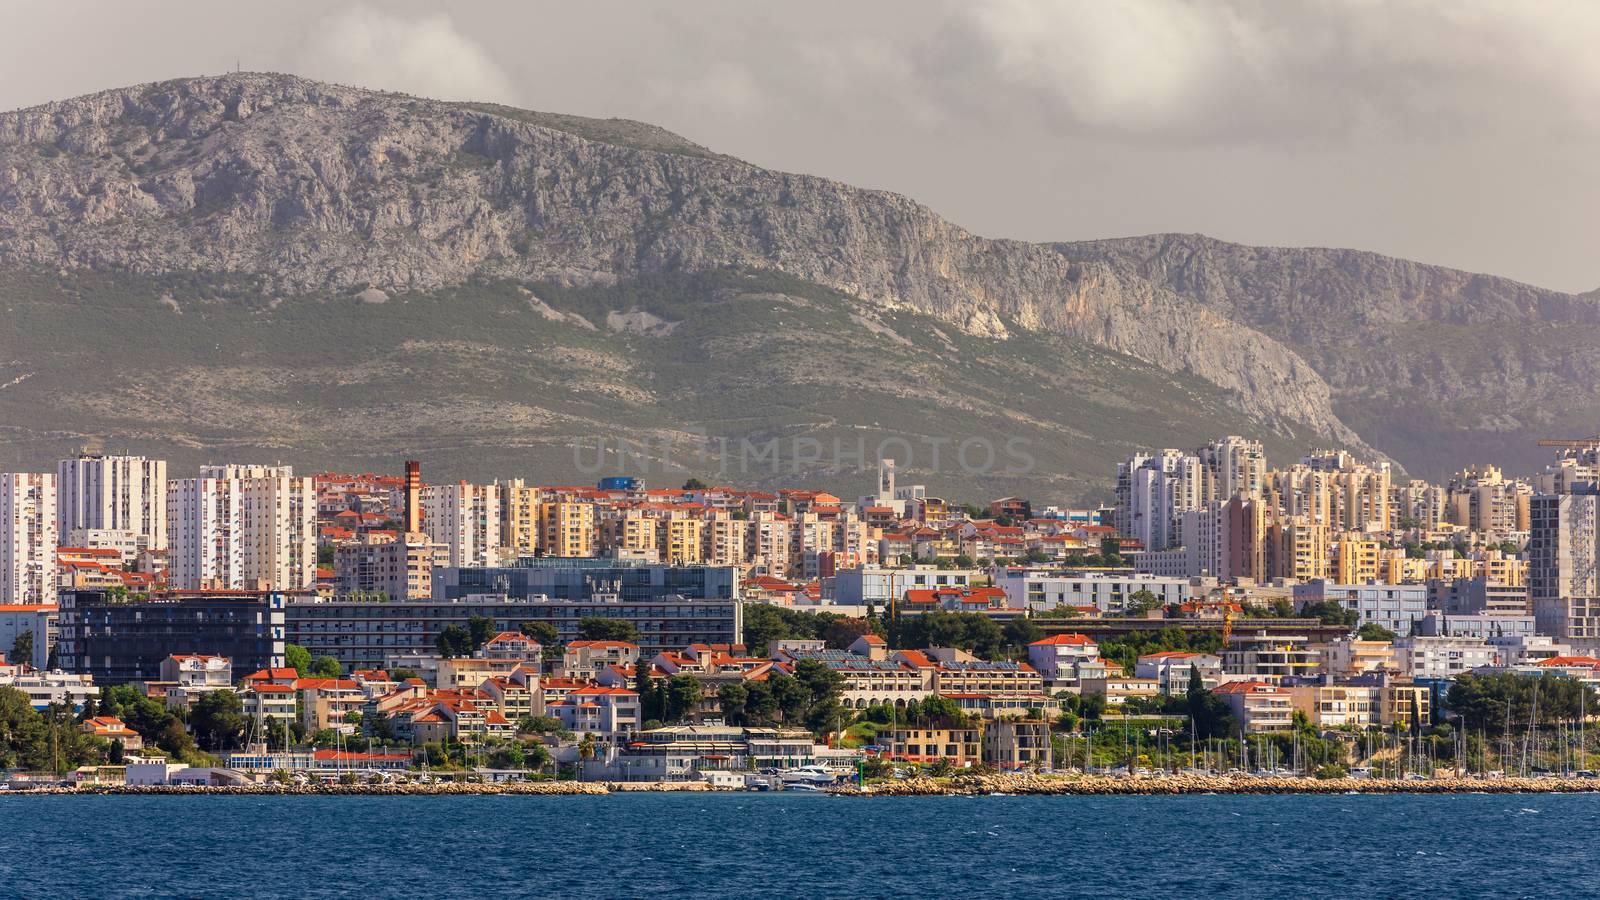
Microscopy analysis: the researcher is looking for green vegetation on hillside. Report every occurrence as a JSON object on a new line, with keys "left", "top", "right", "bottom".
{"left": 0, "top": 266, "right": 1323, "bottom": 504}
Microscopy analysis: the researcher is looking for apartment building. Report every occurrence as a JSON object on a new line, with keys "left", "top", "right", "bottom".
{"left": 57, "top": 454, "right": 167, "bottom": 551}
{"left": 167, "top": 465, "right": 316, "bottom": 591}
{"left": 334, "top": 535, "right": 437, "bottom": 600}
{"left": 1, "top": 472, "right": 57, "bottom": 605}
{"left": 422, "top": 481, "right": 503, "bottom": 568}
{"left": 1530, "top": 489, "right": 1600, "bottom": 650}
{"left": 1223, "top": 630, "right": 1320, "bottom": 684}
{"left": 498, "top": 478, "right": 540, "bottom": 557}
{"left": 539, "top": 500, "right": 596, "bottom": 558}
{"left": 1212, "top": 681, "right": 1293, "bottom": 733}
{"left": 995, "top": 570, "right": 1193, "bottom": 613}
{"left": 1392, "top": 636, "right": 1498, "bottom": 680}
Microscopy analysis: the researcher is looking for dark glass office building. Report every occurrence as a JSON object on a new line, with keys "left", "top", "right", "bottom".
{"left": 432, "top": 559, "right": 739, "bottom": 603}
{"left": 56, "top": 590, "right": 288, "bottom": 684}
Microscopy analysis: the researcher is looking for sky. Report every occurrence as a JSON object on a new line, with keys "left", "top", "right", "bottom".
{"left": 3, "top": 0, "right": 1597, "bottom": 292}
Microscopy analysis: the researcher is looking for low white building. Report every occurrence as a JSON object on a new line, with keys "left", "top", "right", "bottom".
{"left": 1293, "top": 581, "right": 1428, "bottom": 635}
{"left": 1393, "top": 636, "right": 1498, "bottom": 680}
{"left": 1135, "top": 651, "right": 1225, "bottom": 694}
{"left": 830, "top": 565, "right": 981, "bottom": 605}
{"left": 0, "top": 604, "right": 55, "bottom": 669}
{"left": 996, "top": 571, "right": 1195, "bottom": 614}
{"left": 1486, "top": 633, "right": 1571, "bottom": 667}
{"left": 0, "top": 668, "right": 96, "bottom": 710}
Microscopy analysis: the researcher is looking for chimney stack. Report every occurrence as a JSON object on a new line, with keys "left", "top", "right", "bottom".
{"left": 404, "top": 460, "right": 422, "bottom": 534}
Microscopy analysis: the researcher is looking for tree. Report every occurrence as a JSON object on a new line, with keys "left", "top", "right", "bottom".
{"left": 285, "top": 644, "right": 313, "bottom": 676}
{"left": 1185, "top": 664, "right": 1233, "bottom": 740}
{"left": 1356, "top": 622, "right": 1398, "bottom": 642}
{"left": 665, "top": 675, "right": 703, "bottom": 722}
{"left": 909, "top": 694, "right": 967, "bottom": 727}
{"left": 682, "top": 478, "right": 708, "bottom": 491}
{"left": 887, "top": 609, "right": 1003, "bottom": 658}
{"left": 770, "top": 675, "right": 811, "bottom": 723}
{"left": 1449, "top": 672, "right": 1595, "bottom": 733}
{"left": 1099, "top": 537, "right": 1125, "bottom": 566}
{"left": 820, "top": 617, "right": 872, "bottom": 650}
{"left": 309, "top": 655, "right": 343, "bottom": 678}
{"left": 718, "top": 683, "right": 749, "bottom": 726}
{"left": 743, "top": 681, "right": 778, "bottom": 724}
{"left": 635, "top": 662, "right": 658, "bottom": 721}
{"left": 467, "top": 615, "right": 498, "bottom": 652}
{"left": 578, "top": 617, "right": 640, "bottom": 643}
{"left": 1002, "top": 617, "right": 1042, "bottom": 652}
{"left": 9, "top": 631, "right": 32, "bottom": 667}
{"left": 1124, "top": 590, "right": 1162, "bottom": 617}
{"left": 519, "top": 621, "right": 560, "bottom": 648}
{"left": 524, "top": 742, "right": 553, "bottom": 773}
{"left": 157, "top": 719, "right": 198, "bottom": 760}
{"left": 1301, "top": 600, "right": 1360, "bottom": 627}
{"left": 436, "top": 624, "right": 472, "bottom": 658}
{"left": 190, "top": 690, "right": 248, "bottom": 751}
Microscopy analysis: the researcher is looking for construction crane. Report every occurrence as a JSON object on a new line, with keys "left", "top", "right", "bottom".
{"left": 1538, "top": 434, "right": 1600, "bottom": 448}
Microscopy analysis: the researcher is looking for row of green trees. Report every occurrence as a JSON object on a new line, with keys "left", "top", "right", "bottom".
{"left": 433, "top": 615, "right": 647, "bottom": 659}
{"left": 710, "top": 659, "right": 847, "bottom": 732}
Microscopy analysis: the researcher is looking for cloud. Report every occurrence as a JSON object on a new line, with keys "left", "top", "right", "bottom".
{"left": 910, "top": 0, "right": 1600, "bottom": 143}
{"left": 292, "top": 6, "right": 517, "bottom": 104}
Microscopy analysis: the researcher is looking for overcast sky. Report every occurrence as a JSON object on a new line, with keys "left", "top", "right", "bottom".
{"left": 4, "top": 1, "right": 1597, "bottom": 292}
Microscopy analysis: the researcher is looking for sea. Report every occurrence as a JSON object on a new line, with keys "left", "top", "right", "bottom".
{"left": 0, "top": 792, "right": 1587, "bottom": 898}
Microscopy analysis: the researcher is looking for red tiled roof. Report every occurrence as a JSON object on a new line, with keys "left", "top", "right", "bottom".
{"left": 1030, "top": 634, "right": 1096, "bottom": 646}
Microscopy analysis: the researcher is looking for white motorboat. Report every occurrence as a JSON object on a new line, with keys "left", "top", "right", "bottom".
{"left": 779, "top": 765, "right": 837, "bottom": 786}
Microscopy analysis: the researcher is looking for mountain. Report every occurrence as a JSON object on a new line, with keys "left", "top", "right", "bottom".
{"left": 0, "top": 73, "right": 1594, "bottom": 500}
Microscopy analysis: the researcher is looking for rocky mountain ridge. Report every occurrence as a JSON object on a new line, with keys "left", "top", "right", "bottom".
{"left": 2, "top": 73, "right": 1596, "bottom": 482}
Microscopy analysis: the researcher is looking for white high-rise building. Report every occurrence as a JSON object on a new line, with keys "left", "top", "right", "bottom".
{"left": 422, "top": 481, "right": 503, "bottom": 568}
{"left": 1199, "top": 435, "right": 1266, "bottom": 502}
{"left": 1127, "top": 450, "right": 1205, "bottom": 552}
{"left": 167, "top": 464, "right": 315, "bottom": 590}
{"left": 57, "top": 454, "right": 167, "bottom": 551}
{"left": 1, "top": 473, "right": 58, "bottom": 604}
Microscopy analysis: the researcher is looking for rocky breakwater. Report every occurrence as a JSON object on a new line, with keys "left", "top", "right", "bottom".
{"left": 845, "top": 773, "right": 1600, "bottom": 797}
{"left": 69, "top": 781, "right": 611, "bottom": 797}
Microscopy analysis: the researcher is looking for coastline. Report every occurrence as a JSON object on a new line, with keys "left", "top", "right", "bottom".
{"left": 847, "top": 773, "right": 1600, "bottom": 796}
{"left": 7, "top": 773, "right": 1600, "bottom": 797}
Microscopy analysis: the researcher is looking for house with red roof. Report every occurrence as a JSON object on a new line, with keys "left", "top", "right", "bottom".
{"left": 80, "top": 716, "right": 144, "bottom": 751}
{"left": 1027, "top": 633, "right": 1103, "bottom": 689}
{"left": 1134, "top": 651, "right": 1225, "bottom": 693}
{"left": 561, "top": 640, "right": 640, "bottom": 680}
{"left": 547, "top": 686, "right": 641, "bottom": 740}
{"left": 1212, "top": 680, "right": 1293, "bottom": 732}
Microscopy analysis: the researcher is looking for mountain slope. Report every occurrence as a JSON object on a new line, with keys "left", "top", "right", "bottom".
{"left": 1064, "top": 234, "right": 1600, "bottom": 477}
{"left": 0, "top": 73, "right": 1358, "bottom": 449}
{"left": 0, "top": 73, "right": 1593, "bottom": 492}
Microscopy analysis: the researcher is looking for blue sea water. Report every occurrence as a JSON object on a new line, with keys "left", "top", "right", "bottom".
{"left": 0, "top": 792, "right": 1588, "bottom": 898}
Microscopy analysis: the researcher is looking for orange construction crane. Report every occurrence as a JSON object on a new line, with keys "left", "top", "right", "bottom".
{"left": 1538, "top": 434, "right": 1600, "bottom": 447}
